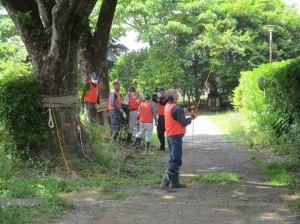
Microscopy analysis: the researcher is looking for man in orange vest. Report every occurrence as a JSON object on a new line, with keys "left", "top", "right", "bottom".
{"left": 82, "top": 72, "right": 100, "bottom": 122}
{"left": 122, "top": 86, "right": 144, "bottom": 144}
{"left": 133, "top": 92, "right": 157, "bottom": 151}
{"left": 160, "top": 89, "right": 198, "bottom": 192}
{"left": 108, "top": 79, "right": 127, "bottom": 142}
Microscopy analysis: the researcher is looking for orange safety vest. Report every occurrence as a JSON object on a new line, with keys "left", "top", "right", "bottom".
{"left": 165, "top": 103, "right": 186, "bottom": 136}
{"left": 139, "top": 102, "right": 153, "bottom": 123}
{"left": 157, "top": 97, "right": 168, "bottom": 116}
{"left": 84, "top": 81, "right": 99, "bottom": 104}
{"left": 108, "top": 89, "right": 121, "bottom": 110}
{"left": 128, "top": 92, "right": 141, "bottom": 110}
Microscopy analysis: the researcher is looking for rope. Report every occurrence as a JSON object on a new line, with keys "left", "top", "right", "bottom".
{"left": 184, "top": 0, "right": 237, "bottom": 182}
{"left": 48, "top": 108, "right": 54, "bottom": 128}
{"left": 49, "top": 103, "right": 95, "bottom": 176}
{"left": 76, "top": 122, "right": 94, "bottom": 162}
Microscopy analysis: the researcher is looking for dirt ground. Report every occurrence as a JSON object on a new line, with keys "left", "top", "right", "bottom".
{"left": 55, "top": 115, "right": 300, "bottom": 224}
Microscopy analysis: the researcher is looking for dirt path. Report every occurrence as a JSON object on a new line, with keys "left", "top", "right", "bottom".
{"left": 56, "top": 115, "right": 300, "bottom": 224}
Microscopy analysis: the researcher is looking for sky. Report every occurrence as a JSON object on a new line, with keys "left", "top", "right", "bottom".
{"left": 119, "top": 30, "right": 149, "bottom": 51}
{"left": 119, "top": 0, "right": 300, "bottom": 51}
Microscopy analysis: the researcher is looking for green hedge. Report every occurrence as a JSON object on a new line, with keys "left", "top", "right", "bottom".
{"left": 232, "top": 58, "right": 300, "bottom": 158}
{"left": 0, "top": 74, "right": 46, "bottom": 152}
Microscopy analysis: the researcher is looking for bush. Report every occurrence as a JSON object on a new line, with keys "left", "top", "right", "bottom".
{"left": 0, "top": 74, "right": 46, "bottom": 153}
{"left": 232, "top": 58, "right": 300, "bottom": 159}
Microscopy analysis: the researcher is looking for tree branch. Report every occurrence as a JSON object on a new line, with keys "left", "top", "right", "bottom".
{"left": 0, "top": 0, "right": 44, "bottom": 44}
{"left": 49, "top": 0, "right": 83, "bottom": 58}
{"left": 37, "top": 0, "right": 56, "bottom": 29}
{"left": 77, "top": 0, "right": 97, "bottom": 16}
{"left": 94, "top": 0, "right": 118, "bottom": 51}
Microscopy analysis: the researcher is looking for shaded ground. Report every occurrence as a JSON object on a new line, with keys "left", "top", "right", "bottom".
{"left": 54, "top": 116, "right": 300, "bottom": 224}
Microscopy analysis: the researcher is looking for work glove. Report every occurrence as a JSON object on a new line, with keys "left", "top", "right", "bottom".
{"left": 122, "top": 112, "right": 127, "bottom": 119}
{"left": 191, "top": 112, "right": 198, "bottom": 120}
{"left": 187, "top": 105, "right": 197, "bottom": 111}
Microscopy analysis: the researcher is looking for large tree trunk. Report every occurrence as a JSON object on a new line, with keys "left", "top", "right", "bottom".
{"left": 1, "top": 0, "right": 116, "bottom": 163}
{"left": 79, "top": 0, "right": 117, "bottom": 125}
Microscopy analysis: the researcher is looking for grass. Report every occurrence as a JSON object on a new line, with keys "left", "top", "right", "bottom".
{"left": 192, "top": 172, "right": 242, "bottom": 185}
{"left": 205, "top": 111, "right": 233, "bottom": 134}
{"left": 0, "top": 119, "right": 163, "bottom": 223}
{"left": 261, "top": 161, "right": 299, "bottom": 186}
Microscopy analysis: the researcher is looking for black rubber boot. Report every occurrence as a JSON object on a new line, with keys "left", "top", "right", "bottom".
{"left": 132, "top": 137, "right": 141, "bottom": 146}
{"left": 158, "top": 137, "right": 165, "bottom": 151}
{"left": 171, "top": 170, "right": 186, "bottom": 188}
{"left": 160, "top": 170, "right": 176, "bottom": 192}
{"left": 146, "top": 142, "right": 150, "bottom": 150}
{"left": 126, "top": 133, "right": 132, "bottom": 144}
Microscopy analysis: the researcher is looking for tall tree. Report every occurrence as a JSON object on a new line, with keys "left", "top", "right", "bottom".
{"left": 0, "top": 0, "right": 117, "bottom": 159}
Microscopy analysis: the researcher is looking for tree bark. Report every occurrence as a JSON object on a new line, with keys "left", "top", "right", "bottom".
{"left": 78, "top": 0, "right": 117, "bottom": 125}
{"left": 1, "top": 0, "right": 117, "bottom": 162}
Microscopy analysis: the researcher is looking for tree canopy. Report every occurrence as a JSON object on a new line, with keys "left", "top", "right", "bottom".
{"left": 112, "top": 0, "right": 300, "bottom": 105}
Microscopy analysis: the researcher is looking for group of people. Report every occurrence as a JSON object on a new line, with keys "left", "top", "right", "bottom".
{"left": 82, "top": 72, "right": 198, "bottom": 192}
{"left": 108, "top": 79, "right": 158, "bottom": 152}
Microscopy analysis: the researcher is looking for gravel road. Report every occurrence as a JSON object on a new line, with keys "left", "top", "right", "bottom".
{"left": 55, "top": 115, "right": 300, "bottom": 224}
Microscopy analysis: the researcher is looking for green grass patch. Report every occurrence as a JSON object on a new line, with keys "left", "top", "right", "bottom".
{"left": 294, "top": 197, "right": 300, "bottom": 209}
{"left": 265, "top": 173, "right": 293, "bottom": 186}
{"left": 205, "top": 112, "right": 233, "bottom": 134}
{"left": 261, "top": 161, "right": 298, "bottom": 186}
{"left": 192, "top": 172, "right": 242, "bottom": 185}
{"left": 250, "top": 155, "right": 263, "bottom": 166}
{"left": 0, "top": 206, "right": 33, "bottom": 224}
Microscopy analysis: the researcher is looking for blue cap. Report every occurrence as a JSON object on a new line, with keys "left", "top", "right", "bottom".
{"left": 91, "top": 72, "right": 98, "bottom": 78}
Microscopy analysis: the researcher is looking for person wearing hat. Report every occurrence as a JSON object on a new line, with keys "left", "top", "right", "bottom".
{"left": 133, "top": 91, "right": 158, "bottom": 151}
{"left": 108, "top": 79, "right": 127, "bottom": 142}
{"left": 82, "top": 72, "right": 100, "bottom": 122}
{"left": 122, "top": 86, "right": 145, "bottom": 144}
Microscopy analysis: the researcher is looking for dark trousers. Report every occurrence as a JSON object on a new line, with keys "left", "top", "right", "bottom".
{"left": 109, "top": 110, "right": 121, "bottom": 131}
{"left": 167, "top": 135, "right": 183, "bottom": 171}
{"left": 157, "top": 116, "right": 166, "bottom": 149}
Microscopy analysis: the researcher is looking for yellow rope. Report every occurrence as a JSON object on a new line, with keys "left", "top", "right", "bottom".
{"left": 49, "top": 103, "right": 95, "bottom": 176}
{"left": 185, "top": 0, "right": 237, "bottom": 182}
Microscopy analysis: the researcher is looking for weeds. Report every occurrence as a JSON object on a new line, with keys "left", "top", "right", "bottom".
{"left": 192, "top": 172, "right": 242, "bottom": 185}
{"left": 0, "top": 116, "right": 164, "bottom": 223}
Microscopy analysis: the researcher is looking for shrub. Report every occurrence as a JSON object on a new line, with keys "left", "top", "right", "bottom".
{"left": 0, "top": 73, "right": 46, "bottom": 153}
{"left": 232, "top": 58, "right": 300, "bottom": 159}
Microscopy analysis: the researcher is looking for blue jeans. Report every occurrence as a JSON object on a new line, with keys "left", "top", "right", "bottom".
{"left": 167, "top": 134, "right": 184, "bottom": 171}
{"left": 109, "top": 110, "right": 121, "bottom": 131}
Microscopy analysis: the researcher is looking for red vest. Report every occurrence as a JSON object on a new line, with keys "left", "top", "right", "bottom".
{"left": 139, "top": 102, "right": 153, "bottom": 123}
{"left": 165, "top": 103, "right": 186, "bottom": 136}
{"left": 157, "top": 98, "right": 167, "bottom": 116}
{"left": 108, "top": 89, "right": 121, "bottom": 110}
{"left": 84, "top": 81, "right": 98, "bottom": 104}
{"left": 128, "top": 92, "right": 141, "bottom": 110}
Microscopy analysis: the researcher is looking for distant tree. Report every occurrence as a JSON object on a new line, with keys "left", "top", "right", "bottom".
{"left": 113, "top": 0, "right": 300, "bottom": 104}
